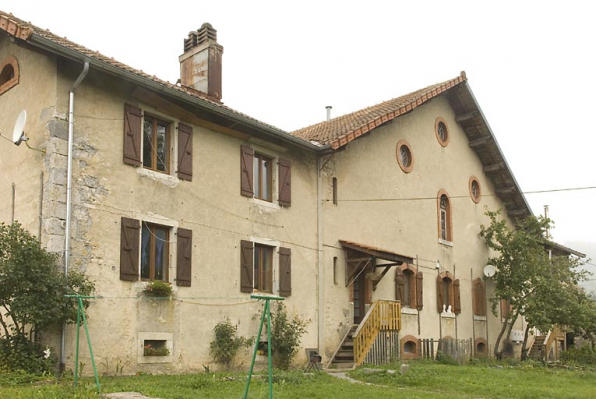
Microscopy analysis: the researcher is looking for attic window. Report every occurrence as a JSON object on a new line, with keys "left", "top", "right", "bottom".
{"left": 396, "top": 140, "right": 414, "bottom": 173}
{"left": 0, "top": 56, "right": 19, "bottom": 96}
{"left": 435, "top": 117, "right": 449, "bottom": 147}
{"left": 469, "top": 177, "right": 481, "bottom": 203}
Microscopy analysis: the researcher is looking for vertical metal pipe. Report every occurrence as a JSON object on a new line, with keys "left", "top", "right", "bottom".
{"left": 317, "top": 156, "right": 324, "bottom": 356}
{"left": 61, "top": 60, "right": 89, "bottom": 372}
{"left": 38, "top": 172, "right": 43, "bottom": 241}
{"left": 11, "top": 183, "right": 15, "bottom": 223}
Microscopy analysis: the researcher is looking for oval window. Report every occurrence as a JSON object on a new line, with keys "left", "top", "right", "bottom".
{"left": 396, "top": 140, "right": 414, "bottom": 173}
{"left": 435, "top": 117, "right": 449, "bottom": 147}
{"left": 469, "top": 176, "right": 481, "bottom": 203}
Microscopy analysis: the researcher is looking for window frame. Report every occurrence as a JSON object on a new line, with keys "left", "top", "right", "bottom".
{"left": 253, "top": 152, "right": 273, "bottom": 202}
{"left": 437, "top": 189, "right": 453, "bottom": 243}
{"left": 0, "top": 55, "right": 19, "bottom": 96}
{"left": 435, "top": 117, "right": 450, "bottom": 147}
{"left": 142, "top": 114, "right": 171, "bottom": 174}
{"left": 396, "top": 139, "right": 414, "bottom": 173}
{"left": 469, "top": 176, "right": 481, "bottom": 204}
{"left": 254, "top": 244, "right": 274, "bottom": 293}
{"left": 141, "top": 222, "right": 170, "bottom": 282}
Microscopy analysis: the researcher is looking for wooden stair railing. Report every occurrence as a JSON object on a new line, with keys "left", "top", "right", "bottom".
{"left": 352, "top": 300, "right": 401, "bottom": 366}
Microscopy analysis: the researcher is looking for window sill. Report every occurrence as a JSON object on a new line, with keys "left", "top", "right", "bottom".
{"left": 438, "top": 238, "right": 453, "bottom": 247}
{"left": 440, "top": 312, "right": 456, "bottom": 319}
{"left": 137, "top": 167, "right": 180, "bottom": 187}
{"left": 401, "top": 307, "right": 418, "bottom": 315}
{"left": 474, "top": 315, "right": 487, "bottom": 321}
{"left": 249, "top": 197, "right": 280, "bottom": 211}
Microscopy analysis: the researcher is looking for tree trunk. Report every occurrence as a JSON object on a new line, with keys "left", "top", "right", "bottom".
{"left": 521, "top": 324, "right": 531, "bottom": 361}
{"left": 494, "top": 311, "right": 519, "bottom": 359}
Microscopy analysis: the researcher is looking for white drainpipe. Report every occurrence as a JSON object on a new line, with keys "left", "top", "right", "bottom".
{"left": 317, "top": 156, "right": 325, "bottom": 355}
{"left": 60, "top": 60, "right": 89, "bottom": 370}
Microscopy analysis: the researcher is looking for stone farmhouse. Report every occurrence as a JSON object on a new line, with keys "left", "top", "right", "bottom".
{"left": 0, "top": 10, "right": 581, "bottom": 373}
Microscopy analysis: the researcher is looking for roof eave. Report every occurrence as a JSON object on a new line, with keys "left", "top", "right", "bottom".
{"left": 27, "top": 33, "right": 327, "bottom": 153}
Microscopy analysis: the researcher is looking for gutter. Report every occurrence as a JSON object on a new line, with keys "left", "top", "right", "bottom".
{"left": 61, "top": 59, "right": 89, "bottom": 371}
{"left": 316, "top": 157, "right": 325, "bottom": 356}
{"left": 27, "top": 34, "right": 328, "bottom": 153}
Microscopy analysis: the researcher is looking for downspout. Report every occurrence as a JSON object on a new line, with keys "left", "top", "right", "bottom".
{"left": 60, "top": 60, "right": 90, "bottom": 371}
{"left": 317, "top": 156, "right": 325, "bottom": 357}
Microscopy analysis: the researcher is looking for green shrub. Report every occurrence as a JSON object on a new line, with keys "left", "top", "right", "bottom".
{"left": 209, "top": 318, "right": 254, "bottom": 368}
{"left": 562, "top": 344, "right": 596, "bottom": 365}
{"left": 0, "top": 336, "right": 55, "bottom": 374}
{"left": 270, "top": 303, "right": 309, "bottom": 370}
{"left": 143, "top": 280, "right": 173, "bottom": 297}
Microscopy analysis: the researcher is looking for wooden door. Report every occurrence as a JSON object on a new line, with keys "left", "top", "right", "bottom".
{"left": 353, "top": 273, "right": 366, "bottom": 324}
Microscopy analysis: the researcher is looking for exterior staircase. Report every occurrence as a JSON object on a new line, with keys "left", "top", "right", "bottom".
{"left": 528, "top": 335, "right": 546, "bottom": 360}
{"left": 329, "top": 325, "right": 357, "bottom": 369}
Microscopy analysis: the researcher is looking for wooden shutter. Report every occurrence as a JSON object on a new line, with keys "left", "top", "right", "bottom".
{"left": 395, "top": 268, "right": 405, "bottom": 303}
{"left": 177, "top": 123, "right": 193, "bottom": 181}
{"left": 416, "top": 271, "right": 424, "bottom": 310}
{"left": 453, "top": 279, "right": 462, "bottom": 314}
{"left": 240, "top": 146, "right": 254, "bottom": 197}
{"left": 176, "top": 228, "right": 192, "bottom": 287}
{"left": 123, "top": 104, "right": 142, "bottom": 166}
{"left": 436, "top": 275, "right": 444, "bottom": 313}
{"left": 240, "top": 240, "right": 254, "bottom": 293}
{"left": 278, "top": 158, "right": 291, "bottom": 207}
{"left": 120, "top": 217, "right": 140, "bottom": 281}
{"left": 279, "top": 247, "right": 292, "bottom": 297}
{"left": 473, "top": 279, "right": 486, "bottom": 316}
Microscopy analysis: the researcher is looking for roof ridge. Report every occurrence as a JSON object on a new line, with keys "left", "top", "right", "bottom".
{"left": 0, "top": 9, "right": 290, "bottom": 137}
{"left": 290, "top": 73, "right": 467, "bottom": 149}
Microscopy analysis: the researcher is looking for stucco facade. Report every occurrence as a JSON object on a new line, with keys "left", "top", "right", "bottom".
{"left": 1, "top": 11, "right": 546, "bottom": 374}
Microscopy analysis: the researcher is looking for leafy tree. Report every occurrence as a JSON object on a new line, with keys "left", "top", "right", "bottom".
{"left": 270, "top": 303, "right": 308, "bottom": 370}
{"left": 479, "top": 210, "right": 587, "bottom": 359}
{"left": 0, "top": 222, "right": 94, "bottom": 373}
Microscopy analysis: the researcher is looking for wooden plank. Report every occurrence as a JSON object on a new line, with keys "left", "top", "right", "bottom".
{"left": 132, "top": 87, "right": 250, "bottom": 140}
{"left": 496, "top": 186, "right": 516, "bottom": 195}
{"left": 469, "top": 136, "right": 492, "bottom": 148}
{"left": 483, "top": 162, "right": 505, "bottom": 173}
{"left": 455, "top": 111, "right": 478, "bottom": 123}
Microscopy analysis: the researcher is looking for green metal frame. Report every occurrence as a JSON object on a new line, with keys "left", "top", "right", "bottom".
{"left": 64, "top": 295, "right": 100, "bottom": 393}
{"left": 243, "top": 294, "right": 284, "bottom": 399}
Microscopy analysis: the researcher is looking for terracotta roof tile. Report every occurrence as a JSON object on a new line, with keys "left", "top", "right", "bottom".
{"left": 291, "top": 73, "right": 467, "bottom": 149}
{"left": 0, "top": 9, "right": 286, "bottom": 135}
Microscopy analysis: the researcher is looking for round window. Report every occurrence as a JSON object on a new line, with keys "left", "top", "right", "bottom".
{"left": 396, "top": 140, "right": 414, "bottom": 173}
{"left": 469, "top": 176, "right": 481, "bottom": 203}
{"left": 435, "top": 117, "right": 449, "bottom": 147}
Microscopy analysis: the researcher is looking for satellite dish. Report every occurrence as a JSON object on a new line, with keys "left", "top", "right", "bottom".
{"left": 12, "top": 110, "right": 27, "bottom": 146}
{"left": 483, "top": 265, "right": 497, "bottom": 278}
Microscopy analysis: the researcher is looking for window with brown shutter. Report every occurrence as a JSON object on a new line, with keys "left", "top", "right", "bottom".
{"left": 278, "top": 158, "right": 291, "bottom": 207}
{"left": 396, "top": 266, "right": 418, "bottom": 309}
{"left": 240, "top": 240, "right": 254, "bottom": 293}
{"left": 176, "top": 228, "right": 192, "bottom": 287}
{"left": 453, "top": 279, "right": 461, "bottom": 314}
{"left": 141, "top": 223, "right": 170, "bottom": 281}
{"left": 416, "top": 271, "right": 424, "bottom": 310}
{"left": 473, "top": 278, "right": 486, "bottom": 316}
{"left": 437, "top": 272, "right": 457, "bottom": 313}
{"left": 120, "top": 217, "right": 140, "bottom": 281}
{"left": 240, "top": 146, "right": 254, "bottom": 197}
{"left": 177, "top": 123, "right": 193, "bottom": 181}
{"left": 279, "top": 247, "right": 291, "bottom": 297}
{"left": 395, "top": 268, "right": 405, "bottom": 304}
{"left": 123, "top": 104, "right": 143, "bottom": 166}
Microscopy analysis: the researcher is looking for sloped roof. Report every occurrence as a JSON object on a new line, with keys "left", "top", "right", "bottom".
{"left": 292, "top": 74, "right": 466, "bottom": 149}
{"left": 0, "top": 10, "right": 321, "bottom": 151}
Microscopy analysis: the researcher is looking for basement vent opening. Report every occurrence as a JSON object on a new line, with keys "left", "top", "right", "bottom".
{"left": 144, "top": 339, "right": 169, "bottom": 356}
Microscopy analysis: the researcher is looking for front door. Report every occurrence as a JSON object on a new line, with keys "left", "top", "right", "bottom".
{"left": 353, "top": 273, "right": 366, "bottom": 324}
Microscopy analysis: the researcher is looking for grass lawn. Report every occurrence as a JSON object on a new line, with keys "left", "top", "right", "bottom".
{"left": 1, "top": 362, "right": 595, "bottom": 399}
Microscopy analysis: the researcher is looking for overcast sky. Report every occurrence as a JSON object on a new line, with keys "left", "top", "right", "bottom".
{"left": 2, "top": 1, "right": 595, "bottom": 259}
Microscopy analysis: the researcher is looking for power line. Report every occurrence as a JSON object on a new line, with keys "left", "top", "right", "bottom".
{"left": 333, "top": 185, "right": 596, "bottom": 203}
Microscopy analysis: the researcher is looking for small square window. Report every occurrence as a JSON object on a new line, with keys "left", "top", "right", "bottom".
{"left": 143, "top": 340, "right": 169, "bottom": 357}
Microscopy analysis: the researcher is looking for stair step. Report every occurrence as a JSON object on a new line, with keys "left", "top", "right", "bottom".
{"left": 331, "top": 362, "right": 354, "bottom": 369}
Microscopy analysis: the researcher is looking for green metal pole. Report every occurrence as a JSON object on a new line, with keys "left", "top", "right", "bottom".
{"left": 79, "top": 297, "right": 101, "bottom": 393}
{"left": 74, "top": 300, "right": 81, "bottom": 387}
{"left": 266, "top": 299, "right": 273, "bottom": 399}
{"left": 243, "top": 301, "right": 268, "bottom": 399}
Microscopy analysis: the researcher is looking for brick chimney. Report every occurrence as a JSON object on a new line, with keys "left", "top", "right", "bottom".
{"left": 179, "top": 23, "right": 223, "bottom": 101}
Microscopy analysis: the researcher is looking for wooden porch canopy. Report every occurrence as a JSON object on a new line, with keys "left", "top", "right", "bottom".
{"left": 339, "top": 240, "right": 414, "bottom": 290}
